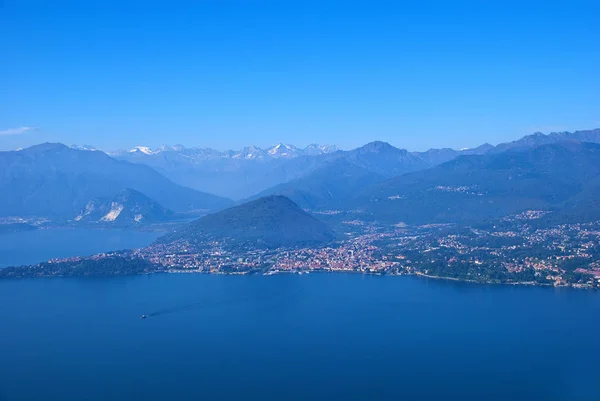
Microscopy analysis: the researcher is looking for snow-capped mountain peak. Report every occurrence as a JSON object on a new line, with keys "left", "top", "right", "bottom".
{"left": 158, "top": 144, "right": 186, "bottom": 152}
{"left": 70, "top": 144, "right": 99, "bottom": 152}
{"left": 129, "top": 146, "right": 155, "bottom": 155}
{"left": 267, "top": 143, "right": 299, "bottom": 157}
{"left": 102, "top": 142, "right": 339, "bottom": 159}
{"left": 304, "top": 143, "right": 339, "bottom": 155}
{"left": 232, "top": 145, "right": 266, "bottom": 160}
{"left": 319, "top": 144, "right": 339, "bottom": 153}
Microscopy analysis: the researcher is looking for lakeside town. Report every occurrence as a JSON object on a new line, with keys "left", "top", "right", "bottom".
{"left": 2, "top": 209, "right": 599, "bottom": 289}
{"left": 7, "top": 209, "right": 596, "bottom": 288}
{"left": 132, "top": 214, "right": 600, "bottom": 288}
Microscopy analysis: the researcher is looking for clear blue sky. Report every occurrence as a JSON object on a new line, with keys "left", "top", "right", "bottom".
{"left": 1, "top": 0, "right": 598, "bottom": 151}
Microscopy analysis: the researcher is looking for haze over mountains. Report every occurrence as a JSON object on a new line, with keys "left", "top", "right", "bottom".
{"left": 112, "top": 143, "right": 340, "bottom": 158}
{"left": 109, "top": 140, "right": 496, "bottom": 199}
{"left": 2, "top": 128, "right": 600, "bottom": 229}
{"left": 247, "top": 159, "right": 387, "bottom": 210}
{"left": 111, "top": 143, "right": 341, "bottom": 199}
{"left": 104, "top": 130, "right": 599, "bottom": 200}
{"left": 244, "top": 129, "right": 600, "bottom": 211}
{"left": 356, "top": 140, "right": 600, "bottom": 225}
{"left": 0, "top": 143, "right": 231, "bottom": 222}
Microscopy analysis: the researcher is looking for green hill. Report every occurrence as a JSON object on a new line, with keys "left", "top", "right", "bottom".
{"left": 160, "top": 195, "right": 336, "bottom": 249}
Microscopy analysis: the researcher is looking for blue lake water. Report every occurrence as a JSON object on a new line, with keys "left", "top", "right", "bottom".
{"left": 1, "top": 273, "right": 599, "bottom": 401}
{"left": 0, "top": 228, "right": 162, "bottom": 268}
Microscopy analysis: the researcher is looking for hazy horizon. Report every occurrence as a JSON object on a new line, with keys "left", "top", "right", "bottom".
{"left": 3, "top": 126, "right": 600, "bottom": 154}
{"left": 2, "top": 1, "right": 598, "bottom": 151}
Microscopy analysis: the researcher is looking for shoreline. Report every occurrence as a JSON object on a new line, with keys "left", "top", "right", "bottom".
{"left": 162, "top": 268, "right": 592, "bottom": 289}
{"left": 2, "top": 265, "right": 595, "bottom": 290}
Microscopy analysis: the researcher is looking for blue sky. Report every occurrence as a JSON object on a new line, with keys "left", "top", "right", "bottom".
{"left": 1, "top": 0, "right": 598, "bottom": 151}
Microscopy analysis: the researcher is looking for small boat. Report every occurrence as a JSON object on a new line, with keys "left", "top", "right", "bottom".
{"left": 140, "top": 314, "right": 148, "bottom": 320}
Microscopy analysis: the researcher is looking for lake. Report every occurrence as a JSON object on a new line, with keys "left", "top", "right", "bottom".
{"left": 0, "top": 228, "right": 162, "bottom": 268}
{"left": 0, "top": 273, "right": 599, "bottom": 401}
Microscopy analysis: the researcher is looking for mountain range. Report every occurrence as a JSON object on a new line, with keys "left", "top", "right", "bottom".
{"left": 246, "top": 159, "right": 387, "bottom": 210}
{"left": 65, "top": 129, "right": 600, "bottom": 202}
{"left": 108, "top": 140, "right": 494, "bottom": 199}
{"left": 110, "top": 143, "right": 340, "bottom": 199}
{"left": 0, "top": 143, "right": 232, "bottom": 221}
{"left": 110, "top": 143, "right": 339, "bottom": 159}
{"left": 491, "top": 129, "right": 600, "bottom": 153}
{"left": 354, "top": 140, "right": 600, "bottom": 225}
{"left": 240, "top": 129, "right": 600, "bottom": 210}
{"left": 153, "top": 130, "right": 600, "bottom": 251}
{"left": 4, "top": 128, "right": 600, "bottom": 227}
{"left": 109, "top": 130, "right": 600, "bottom": 200}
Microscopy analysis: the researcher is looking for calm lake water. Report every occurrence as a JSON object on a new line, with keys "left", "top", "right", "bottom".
{"left": 1, "top": 273, "right": 599, "bottom": 401}
{"left": 0, "top": 228, "right": 162, "bottom": 268}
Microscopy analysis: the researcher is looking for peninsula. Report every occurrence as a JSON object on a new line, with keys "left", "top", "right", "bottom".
{"left": 2, "top": 196, "right": 599, "bottom": 289}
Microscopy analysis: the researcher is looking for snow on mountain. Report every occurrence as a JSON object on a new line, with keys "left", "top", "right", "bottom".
{"left": 158, "top": 144, "right": 185, "bottom": 152}
{"left": 109, "top": 143, "right": 339, "bottom": 159}
{"left": 232, "top": 146, "right": 267, "bottom": 160}
{"left": 320, "top": 144, "right": 339, "bottom": 153}
{"left": 129, "top": 146, "right": 155, "bottom": 155}
{"left": 70, "top": 144, "right": 99, "bottom": 151}
{"left": 304, "top": 144, "right": 339, "bottom": 155}
{"left": 267, "top": 143, "right": 299, "bottom": 158}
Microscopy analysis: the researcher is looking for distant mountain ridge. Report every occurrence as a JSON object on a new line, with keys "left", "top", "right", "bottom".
{"left": 0, "top": 143, "right": 232, "bottom": 221}
{"left": 109, "top": 143, "right": 340, "bottom": 159}
{"left": 105, "top": 140, "right": 492, "bottom": 199}
{"left": 69, "top": 128, "right": 600, "bottom": 162}
{"left": 1, "top": 128, "right": 599, "bottom": 230}
{"left": 109, "top": 144, "right": 339, "bottom": 199}
{"left": 68, "top": 128, "right": 600, "bottom": 201}
{"left": 492, "top": 128, "right": 600, "bottom": 153}
{"left": 353, "top": 140, "right": 600, "bottom": 224}
{"left": 242, "top": 141, "right": 495, "bottom": 209}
